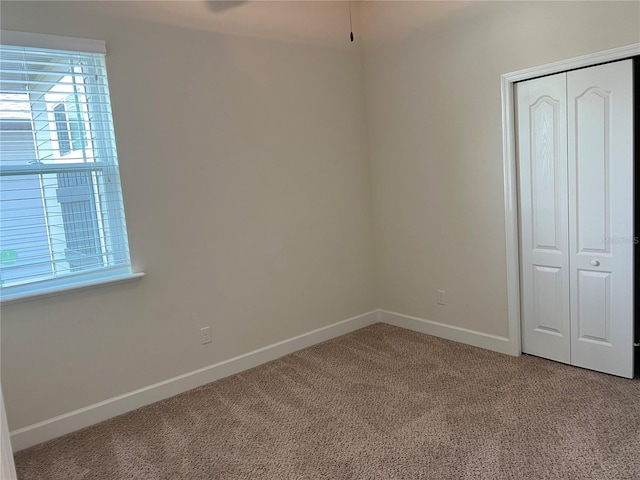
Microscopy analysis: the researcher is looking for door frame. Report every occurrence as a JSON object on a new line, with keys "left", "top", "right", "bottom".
{"left": 501, "top": 43, "right": 640, "bottom": 356}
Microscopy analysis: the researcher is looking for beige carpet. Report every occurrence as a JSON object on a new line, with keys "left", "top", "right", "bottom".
{"left": 14, "top": 323, "right": 640, "bottom": 479}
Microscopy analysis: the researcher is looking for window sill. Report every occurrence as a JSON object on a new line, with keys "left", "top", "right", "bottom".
{"left": 0, "top": 272, "right": 145, "bottom": 306}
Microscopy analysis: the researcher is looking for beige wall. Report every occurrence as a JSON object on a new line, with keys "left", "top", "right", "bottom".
{"left": 360, "top": 1, "right": 640, "bottom": 338}
{"left": 0, "top": 1, "right": 376, "bottom": 430}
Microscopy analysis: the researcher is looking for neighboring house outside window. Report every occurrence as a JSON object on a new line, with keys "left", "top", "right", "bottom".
{"left": 0, "top": 32, "right": 136, "bottom": 300}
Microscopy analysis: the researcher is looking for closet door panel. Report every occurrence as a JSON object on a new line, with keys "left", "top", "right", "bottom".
{"left": 576, "top": 270, "right": 611, "bottom": 343}
{"left": 574, "top": 88, "right": 610, "bottom": 253}
{"left": 568, "top": 60, "right": 634, "bottom": 378}
{"left": 516, "top": 73, "right": 571, "bottom": 363}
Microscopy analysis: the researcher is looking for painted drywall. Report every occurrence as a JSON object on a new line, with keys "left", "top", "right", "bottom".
{"left": 360, "top": 1, "right": 640, "bottom": 338}
{"left": 0, "top": 1, "right": 375, "bottom": 430}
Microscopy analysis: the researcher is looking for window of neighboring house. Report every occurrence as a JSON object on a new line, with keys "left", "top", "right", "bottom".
{"left": 53, "top": 97, "right": 87, "bottom": 157}
{"left": 53, "top": 103, "right": 71, "bottom": 155}
{"left": 0, "top": 33, "right": 136, "bottom": 301}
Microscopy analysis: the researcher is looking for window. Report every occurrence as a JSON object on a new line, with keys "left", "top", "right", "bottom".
{"left": 53, "top": 104, "right": 71, "bottom": 155}
{"left": 52, "top": 96, "right": 87, "bottom": 157}
{"left": 0, "top": 32, "right": 135, "bottom": 301}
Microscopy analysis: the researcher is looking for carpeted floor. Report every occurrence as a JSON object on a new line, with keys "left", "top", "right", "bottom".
{"left": 14, "top": 323, "right": 640, "bottom": 479}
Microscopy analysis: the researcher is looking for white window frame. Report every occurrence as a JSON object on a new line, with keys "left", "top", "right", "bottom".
{"left": 0, "top": 31, "right": 143, "bottom": 304}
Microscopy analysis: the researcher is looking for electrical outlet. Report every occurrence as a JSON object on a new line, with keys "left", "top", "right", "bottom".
{"left": 200, "top": 326, "right": 212, "bottom": 345}
{"left": 437, "top": 290, "right": 446, "bottom": 305}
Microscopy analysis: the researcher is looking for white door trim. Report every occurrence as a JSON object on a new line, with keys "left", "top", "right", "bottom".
{"left": 1, "top": 388, "right": 17, "bottom": 480}
{"left": 501, "top": 43, "right": 640, "bottom": 356}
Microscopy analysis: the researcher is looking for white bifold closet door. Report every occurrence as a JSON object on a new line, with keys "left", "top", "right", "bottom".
{"left": 517, "top": 60, "right": 634, "bottom": 378}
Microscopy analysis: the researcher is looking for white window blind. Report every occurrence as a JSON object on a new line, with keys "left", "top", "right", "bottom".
{"left": 0, "top": 37, "right": 133, "bottom": 301}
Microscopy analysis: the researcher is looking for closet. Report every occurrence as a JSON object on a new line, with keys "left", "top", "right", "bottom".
{"left": 516, "top": 60, "right": 634, "bottom": 378}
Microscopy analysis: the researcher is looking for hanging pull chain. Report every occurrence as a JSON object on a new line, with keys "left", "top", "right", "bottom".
{"left": 349, "top": 1, "right": 354, "bottom": 42}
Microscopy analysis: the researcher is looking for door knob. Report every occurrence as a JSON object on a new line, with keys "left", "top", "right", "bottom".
{"left": 590, "top": 260, "right": 600, "bottom": 267}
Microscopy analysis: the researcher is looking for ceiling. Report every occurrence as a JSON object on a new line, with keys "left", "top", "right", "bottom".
{"left": 95, "top": 1, "right": 359, "bottom": 49}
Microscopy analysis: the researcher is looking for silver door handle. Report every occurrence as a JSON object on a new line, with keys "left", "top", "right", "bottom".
{"left": 590, "top": 260, "right": 600, "bottom": 267}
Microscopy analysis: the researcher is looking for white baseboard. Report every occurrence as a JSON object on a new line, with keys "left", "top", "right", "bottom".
{"left": 379, "top": 310, "right": 514, "bottom": 356}
{"left": 10, "top": 308, "right": 515, "bottom": 452}
{"left": 10, "top": 310, "right": 380, "bottom": 452}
